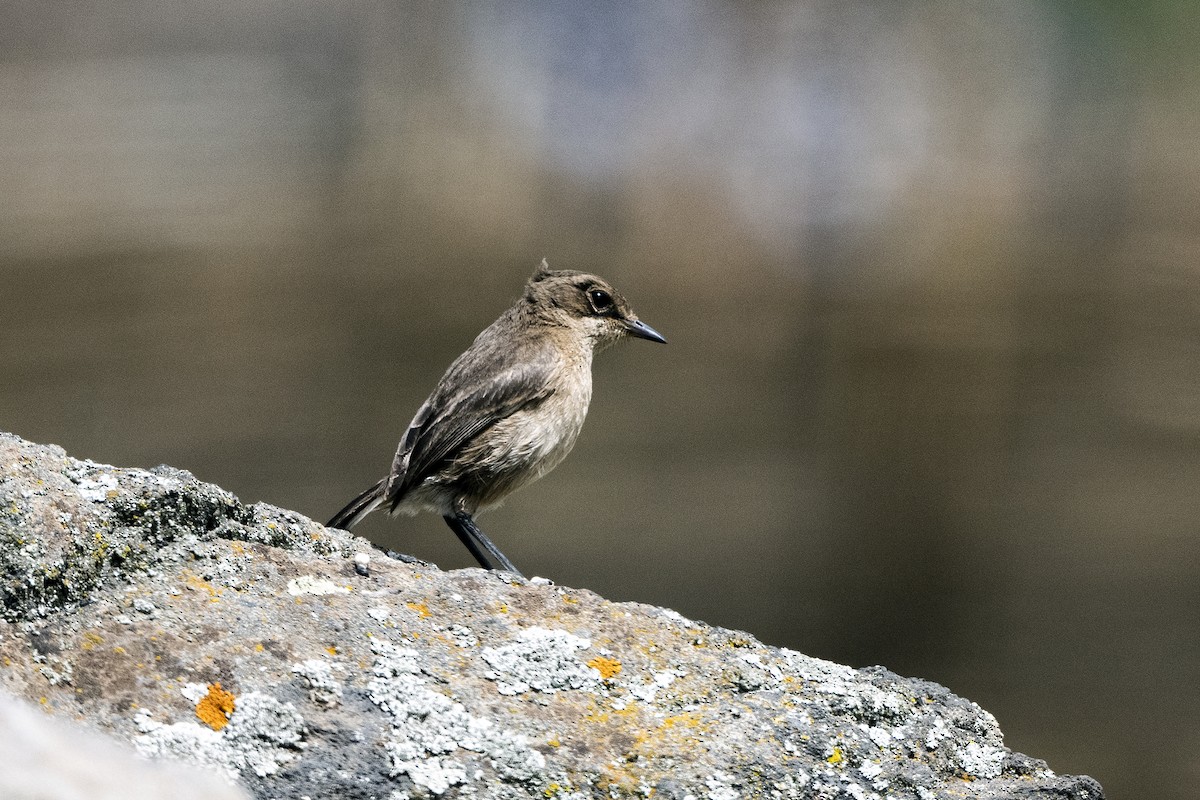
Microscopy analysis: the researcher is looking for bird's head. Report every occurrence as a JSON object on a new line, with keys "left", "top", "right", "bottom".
{"left": 524, "top": 259, "right": 666, "bottom": 350}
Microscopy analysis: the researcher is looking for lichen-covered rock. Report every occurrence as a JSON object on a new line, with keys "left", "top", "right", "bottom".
{"left": 0, "top": 432, "right": 1104, "bottom": 799}
{"left": 0, "top": 690, "right": 249, "bottom": 800}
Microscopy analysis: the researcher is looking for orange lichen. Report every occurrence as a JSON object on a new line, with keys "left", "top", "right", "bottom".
{"left": 195, "top": 682, "right": 236, "bottom": 731}
{"left": 406, "top": 601, "right": 431, "bottom": 619}
{"left": 587, "top": 656, "right": 622, "bottom": 679}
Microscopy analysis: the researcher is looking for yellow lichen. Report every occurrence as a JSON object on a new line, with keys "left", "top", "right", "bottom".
{"left": 660, "top": 713, "right": 702, "bottom": 731}
{"left": 827, "top": 747, "right": 843, "bottom": 764}
{"left": 406, "top": 601, "right": 430, "bottom": 619}
{"left": 586, "top": 656, "right": 622, "bottom": 679}
{"left": 195, "top": 682, "right": 236, "bottom": 731}
{"left": 183, "top": 571, "right": 221, "bottom": 602}
{"left": 583, "top": 701, "right": 640, "bottom": 726}
{"left": 81, "top": 632, "right": 103, "bottom": 651}
{"left": 631, "top": 710, "right": 709, "bottom": 755}
{"left": 595, "top": 768, "right": 647, "bottom": 797}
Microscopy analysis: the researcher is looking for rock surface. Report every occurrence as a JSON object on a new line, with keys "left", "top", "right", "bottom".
{"left": 0, "top": 432, "right": 1103, "bottom": 800}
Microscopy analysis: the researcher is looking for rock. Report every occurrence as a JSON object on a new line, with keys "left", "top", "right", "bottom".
{"left": 0, "top": 432, "right": 1103, "bottom": 799}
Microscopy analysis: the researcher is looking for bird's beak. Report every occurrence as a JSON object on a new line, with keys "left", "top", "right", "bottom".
{"left": 624, "top": 318, "right": 667, "bottom": 344}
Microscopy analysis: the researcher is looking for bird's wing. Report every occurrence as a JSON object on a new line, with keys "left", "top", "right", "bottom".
{"left": 386, "top": 335, "right": 558, "bottom": 504}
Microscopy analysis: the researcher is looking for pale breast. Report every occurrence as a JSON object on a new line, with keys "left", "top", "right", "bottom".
{"left": 464, "top": 354, "right": 593, "bottom": 510}
{"left": 493, "top": 358, "right": 592, "bottom": 474}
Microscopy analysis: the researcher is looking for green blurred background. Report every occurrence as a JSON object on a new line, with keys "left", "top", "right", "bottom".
{"left": 2, "top": 3, "right": 1196, "bottom": 797}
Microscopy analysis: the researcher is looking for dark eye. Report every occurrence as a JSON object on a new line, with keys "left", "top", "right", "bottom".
{"left": 588, "top": 288, "right": 614, "bottom": 313}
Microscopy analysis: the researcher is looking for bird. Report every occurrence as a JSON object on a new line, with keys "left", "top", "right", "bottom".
{"left": 327, "top": 260, "right": 666, "bottom": 579}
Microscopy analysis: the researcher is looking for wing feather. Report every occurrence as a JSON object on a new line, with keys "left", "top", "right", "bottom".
{"left": 385, "top": 325, "right": 558, "bottom": 506}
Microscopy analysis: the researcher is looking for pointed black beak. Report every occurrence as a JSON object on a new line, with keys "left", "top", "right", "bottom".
{"left": 625, "top": 318, "right": 667, "bottom": 344}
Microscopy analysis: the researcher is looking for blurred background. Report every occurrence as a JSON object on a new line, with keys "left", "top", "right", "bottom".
{"left": 1, "top": 2, "right": 1195, "bottom": 796}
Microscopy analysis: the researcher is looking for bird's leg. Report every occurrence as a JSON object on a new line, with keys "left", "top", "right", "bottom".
{"left": 443, "top": 512, "right": 526, "bottom": 579}
{"left": 444, "top": 514, "right": 493, "bottom": 569}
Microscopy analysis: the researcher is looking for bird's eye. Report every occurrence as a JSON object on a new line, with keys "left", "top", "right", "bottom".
{"left": 588, "top": 289, "right": 614, "bottom": 313}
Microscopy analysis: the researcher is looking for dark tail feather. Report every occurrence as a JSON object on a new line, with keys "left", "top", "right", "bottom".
{"left": 327, "top": 478, "right": 387, "bottom": 530}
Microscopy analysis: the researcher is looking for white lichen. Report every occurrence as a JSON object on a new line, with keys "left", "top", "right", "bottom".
{"left": 76, "top": 473, "right": 118, "bottom": 502}
{"left": 179, "top": 683, "right": 210, "bottom": 704}
{"left": 626, "top": 668, "right": 684, "bottom": 703}
{"left": 292, "top": 659, "right": 344, "bottom": 707}
{"left": 479, "top": 627, "right": 599, "bottom": 695}
{"left": 135, "top": 692, "right": 304, "bottom": 779}
{"left": 367, "top": 638, "right": 546, "bottom": 791}
{"left": 446, "top": 624, "right": 478, "bottom": 648}
{"left": 286, "top": 575, "right": 350, "bottom": 596}
{"left": 924, "top": 717, "right": 951, "bottom": 750}
{"left": 703, "top": 770, "right": 739, "bottom": 800}
{"left": 956, "top": 740, "right": 1005, "bottom": 778}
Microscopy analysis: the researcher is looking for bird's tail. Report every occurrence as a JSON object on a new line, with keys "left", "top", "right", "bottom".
{"left": 327, "top": 478, "right": 388, "bottom": 530}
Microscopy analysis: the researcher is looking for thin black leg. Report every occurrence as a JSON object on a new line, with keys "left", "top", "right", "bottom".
{"left": 443, "top": 513, "right": 526, "bottom": 579}
{"left": 444, "top": 513, "right": 492, "bottom": 569}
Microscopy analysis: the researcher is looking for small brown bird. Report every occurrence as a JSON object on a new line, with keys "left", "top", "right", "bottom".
{"left": 327, "top": 260, "right": 665, "bottom": 578}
